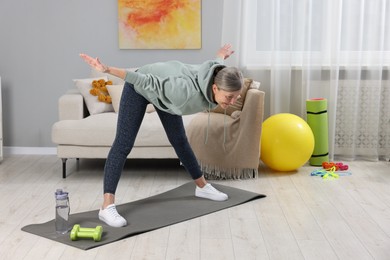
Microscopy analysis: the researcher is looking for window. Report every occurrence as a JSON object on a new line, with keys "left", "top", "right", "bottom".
{"left": 240, "top": 0, "right": 390, "bottom": 67}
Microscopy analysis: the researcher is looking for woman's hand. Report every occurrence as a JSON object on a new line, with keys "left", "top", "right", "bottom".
{"left": 79, "top": 53, "right": 127, "bottom": 79}
{"left": 216, "top": 44, "right": 235, "bottom": 60}
{"left": 79, "top": 53, "right": 109, "bottom": 73}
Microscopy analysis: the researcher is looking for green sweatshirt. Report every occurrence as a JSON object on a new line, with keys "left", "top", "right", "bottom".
{"left": 124, "top": 58, "right": 225, "bottom": 115}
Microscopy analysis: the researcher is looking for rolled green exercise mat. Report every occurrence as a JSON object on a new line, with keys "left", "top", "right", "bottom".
{"left": 306, "top": 98, "right": 329, "bottom": 166}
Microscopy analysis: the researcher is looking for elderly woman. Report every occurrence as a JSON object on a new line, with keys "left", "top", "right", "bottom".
{"left": 80, "top": 44, "right": 243, "bottom": 227}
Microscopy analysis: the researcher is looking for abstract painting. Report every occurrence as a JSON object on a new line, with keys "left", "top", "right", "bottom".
{"left": 118, "top": 0, "right": 201, "bottom": 49}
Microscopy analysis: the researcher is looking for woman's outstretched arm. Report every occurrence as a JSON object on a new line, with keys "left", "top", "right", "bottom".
{"left": 216, "top": 44, "right": 235, "bottom": 60}
{"left": 79, "top": 53, "right": 127, "bottom": 80}
{"left": 80, "top": 44, "right": 234, "bottom": 80}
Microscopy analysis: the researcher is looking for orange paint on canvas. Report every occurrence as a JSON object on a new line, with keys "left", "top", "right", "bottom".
{"left": 118, "top": 0, "right": 201, "bottom": 49}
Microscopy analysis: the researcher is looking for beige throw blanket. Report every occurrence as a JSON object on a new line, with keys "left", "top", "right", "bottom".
{"left": 187, "top": 87, "right": 265, "bottom": 179}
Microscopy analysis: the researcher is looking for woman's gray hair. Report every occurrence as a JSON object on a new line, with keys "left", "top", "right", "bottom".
{"left": 214, "top": 67, "right": 243, "bottom": 92}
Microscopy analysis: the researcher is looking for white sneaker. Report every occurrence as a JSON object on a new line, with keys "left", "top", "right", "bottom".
{"left": 195, "top": 183, "right": 228, "bottom": 201}
{"left": 98, "top": 204, "right": 127, "bottom": 227}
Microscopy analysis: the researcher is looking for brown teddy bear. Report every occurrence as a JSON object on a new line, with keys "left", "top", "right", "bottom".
{"left": 90, "top": 79, "right": 113, "bottom": 104}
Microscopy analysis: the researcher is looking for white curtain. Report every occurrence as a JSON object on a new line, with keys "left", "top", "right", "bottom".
{"left": 222, "top": 0, "right": 390, "bottom": 161}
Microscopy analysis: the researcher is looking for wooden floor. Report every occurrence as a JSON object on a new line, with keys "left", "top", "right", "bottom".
{"left": 0, "top": 155, "right": 389, "bottom": 260}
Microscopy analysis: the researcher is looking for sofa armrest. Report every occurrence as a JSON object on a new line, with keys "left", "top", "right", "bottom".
{"left": 58, "top": 91, "right": 85, "bottom": 120}
{"left": 240, "top": 89, "right": 265, "bottom": 135}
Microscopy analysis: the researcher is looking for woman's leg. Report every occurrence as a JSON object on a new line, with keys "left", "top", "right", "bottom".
{"left": 103, "top": 82, "right": 148, "bottom": 205}
{"left": 154, "top": 109, "right": 202, "bottom": 180}
{"left": 99, "top": 82, "right": 149, "bottom": 227}
{"left": 155, "top": 109, "right": 228, "bottom": 201}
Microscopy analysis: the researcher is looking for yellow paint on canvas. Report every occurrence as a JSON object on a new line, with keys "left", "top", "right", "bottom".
{"left": 118, "top": 0, "right": 201, "bottom": 49}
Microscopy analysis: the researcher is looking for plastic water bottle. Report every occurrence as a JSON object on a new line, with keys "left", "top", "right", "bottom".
{"left": 55, "top": 189, "right": 70, "bottom": 234}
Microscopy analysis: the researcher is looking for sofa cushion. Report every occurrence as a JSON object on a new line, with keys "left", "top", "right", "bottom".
{"left": 74, "top": 77, "right": 114, "bottom": 115}
{"left": 106, "top": 84, "right": 124, "bottom": 113}
{"left": 52, "top": 112, "right": 196, "bottom": 147}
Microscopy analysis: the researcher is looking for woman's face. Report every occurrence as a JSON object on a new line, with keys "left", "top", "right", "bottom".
{"left": 212, "top": 84, "right": 242, "bottom": 109}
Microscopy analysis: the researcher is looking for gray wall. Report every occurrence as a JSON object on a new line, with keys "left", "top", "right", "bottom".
{"left": 0, "top": 0, "right": 224, "bottom": 148}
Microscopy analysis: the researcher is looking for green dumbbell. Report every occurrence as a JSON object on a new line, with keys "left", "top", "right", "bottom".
{"left": 70, "top": 224, "right": 103, "bottom": 242}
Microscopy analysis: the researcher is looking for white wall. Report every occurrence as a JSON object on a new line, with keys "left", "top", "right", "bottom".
{"left": 0, "top": 0, "right": 224, "bottom": 148}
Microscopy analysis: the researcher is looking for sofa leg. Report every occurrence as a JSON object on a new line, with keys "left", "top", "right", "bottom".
{"left": 62, "top": 158, "right": 67, "bottom": 179}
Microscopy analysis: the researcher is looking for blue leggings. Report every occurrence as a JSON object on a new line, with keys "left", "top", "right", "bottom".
{"left": 103, "top": 82, "right": 203, "bottom": 194}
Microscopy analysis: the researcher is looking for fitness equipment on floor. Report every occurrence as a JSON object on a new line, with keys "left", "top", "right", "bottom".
{"left": 70, "top": 224, "right": 103, "bottom": 242}
{"left": 306, "top": 98, "right": 329, "bottom": 166}
{"left": 260, "top": 113, "right": 315, "bottom": 171}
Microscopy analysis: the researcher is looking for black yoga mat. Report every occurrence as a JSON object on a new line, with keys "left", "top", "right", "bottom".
{"left": 22, "top": 182, "right": 266, "bottom": 250}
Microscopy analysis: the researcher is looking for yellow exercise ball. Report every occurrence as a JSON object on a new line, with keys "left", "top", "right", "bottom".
{"left": 260, "top": 113, "right": 315, "bottom": 171}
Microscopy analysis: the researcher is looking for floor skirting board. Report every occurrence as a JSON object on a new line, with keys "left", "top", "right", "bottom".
{"left": 3, "top": 147, "right": 57, "bottom": 155}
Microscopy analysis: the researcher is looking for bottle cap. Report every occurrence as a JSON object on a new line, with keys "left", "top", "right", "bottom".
{"left": 55, "top": 189, "right": 68, "bottom": 200}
